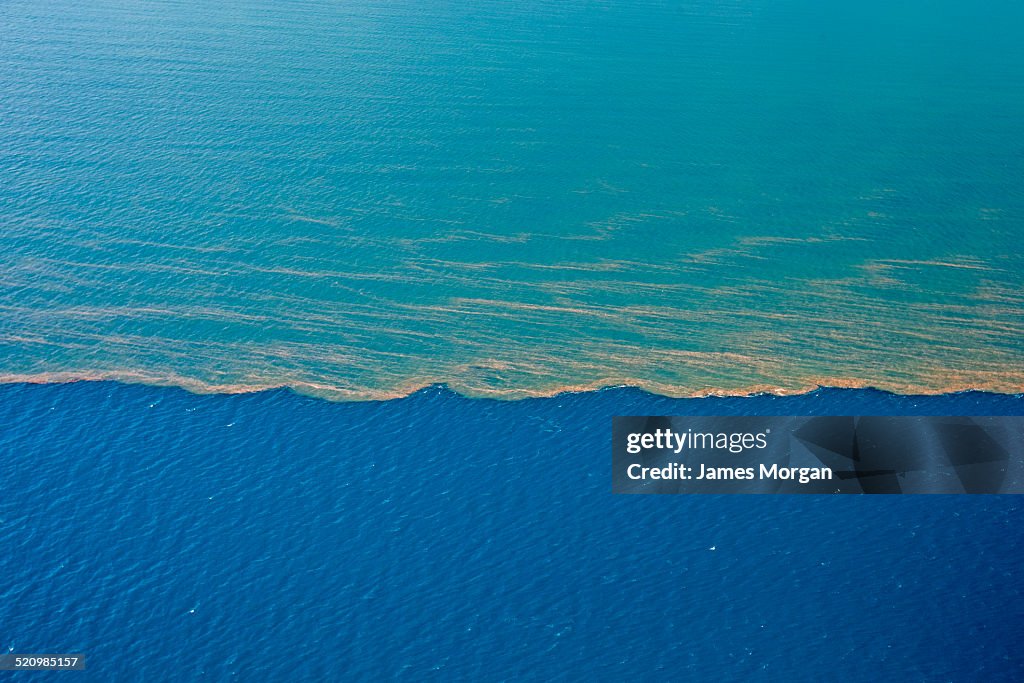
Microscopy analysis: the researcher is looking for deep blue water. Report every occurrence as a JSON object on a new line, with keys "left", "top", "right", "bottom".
{"left": 2, "top": 382, "right": 1022, "bottom": 680}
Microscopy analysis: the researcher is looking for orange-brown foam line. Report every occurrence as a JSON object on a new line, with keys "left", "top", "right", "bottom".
{"left": 0, "top": 371, "right": 1022, "bottom": 403}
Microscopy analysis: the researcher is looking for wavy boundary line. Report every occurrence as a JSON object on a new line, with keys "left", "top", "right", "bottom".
{"left": 2, "top": 370, "right": 1022, "bottom": 402}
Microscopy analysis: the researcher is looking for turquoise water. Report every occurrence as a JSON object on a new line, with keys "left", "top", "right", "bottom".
{"left": 2, "top": 0, "right": 1023, "bottom": 398}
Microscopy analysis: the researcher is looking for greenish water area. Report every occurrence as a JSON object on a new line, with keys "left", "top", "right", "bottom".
{"left": 2, "top": 0, "right": 1022, "bottom": 399}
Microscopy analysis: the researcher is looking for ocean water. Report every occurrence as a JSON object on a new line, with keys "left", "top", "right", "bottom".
{"left": 3, "top": 2, "right": 1024, "bottom": 679}
{"left": 2, "top": 0, "right": 1023, "bottom": 398}
{"left": 1, "top": 382, "right": 1023, "bottom": 680}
